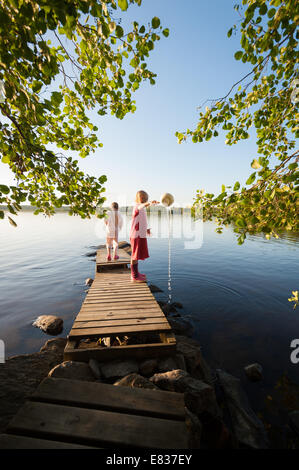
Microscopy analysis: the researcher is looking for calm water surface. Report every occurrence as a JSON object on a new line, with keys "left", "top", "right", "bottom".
{"left": 0, "top": 210, "right": 298, "bottom": 444}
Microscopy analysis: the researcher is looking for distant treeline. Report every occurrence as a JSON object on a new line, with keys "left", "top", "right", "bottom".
{"left": 0, "top": 205, "right": 191, "bottom": 214}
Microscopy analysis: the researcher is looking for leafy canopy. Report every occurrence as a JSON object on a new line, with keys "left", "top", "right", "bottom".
{"left": 0, "top": 0, "right": 169, "bottom": 225}
{"left": 177, "top": 0, "right": 298, "bottom": 245}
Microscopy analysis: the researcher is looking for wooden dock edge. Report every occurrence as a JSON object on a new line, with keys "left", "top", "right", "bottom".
{"left": 64, "top": 333, "right": 176, "bottom": 362}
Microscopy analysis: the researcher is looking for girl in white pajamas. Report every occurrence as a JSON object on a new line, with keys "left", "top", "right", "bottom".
{"left": 104, "top": 202, "right": 123, "bottom": 261}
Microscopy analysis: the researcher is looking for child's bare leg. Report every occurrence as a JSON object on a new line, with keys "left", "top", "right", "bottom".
{"left": 106, "top": 237, "right": 113, "bottom": 260}
{"left": 113, "top": 237, "right": 119, "bottom": 259}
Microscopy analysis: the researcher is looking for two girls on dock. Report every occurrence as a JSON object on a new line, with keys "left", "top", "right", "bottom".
{"left": 105, "top": 191, "right": 159, "bottom": 281}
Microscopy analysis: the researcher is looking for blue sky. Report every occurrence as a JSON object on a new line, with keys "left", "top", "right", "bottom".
{"left": 0, "top": 0, "right": 261, "bottom": 207}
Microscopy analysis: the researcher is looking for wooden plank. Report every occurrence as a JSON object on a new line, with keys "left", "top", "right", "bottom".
{"left": 0, "top": 434, "right": 99, "bottom": 449}
{"left": 64, "top": 340, "right": 176, "bottom": 362}
{"left": 8, "top": 401, "right": 188, "bottom": 449}
{"left": 72, "top": 317, "right": 168, "bottom": 329}
{"left": 79, "top": 306, "right": 162, "bottom": 314}
{"left": 64, "top": 339, "right": 175, "bottom": 361}
{"left": 83, "top": 300, "right": 157, "bottom": 306}
{"left": 96, "top": 249, "right": 131, "bottom": 267}
{"left": 69, "top": 322, "right": 171, "bottom": 339}
{"left": 86, "top": 293, "right": 155, "bottom": 299}
{"left": 80, "top": 303, "right": 162, "bottom": 310}
{"left": 31, "top": 377, "right": 186, "bottom": 421}
{"left": 76, "top": 312, "right": 165, "bottom": 321}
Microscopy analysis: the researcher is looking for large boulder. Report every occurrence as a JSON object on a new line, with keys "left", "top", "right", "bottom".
{"left": 157, "top": 356, "right": 178, "bottom": 373}
{"left": 150, "top": 369, "right": 220, "bottom": 417}
{"left": 39, "top": 337, "right": 67, "bottom": 353}
{"left": 175, "top": 335, "right": 213, "bottom": 384}
{"left": 85, "top": 278, "right": 93, "bottom": 286}
{"left": 157, "top": 355, "right": 186, "bottom": 373}
{"left": 0, "top": 339, "right": 66, "bottom": 433}
{"left": 139, "top": 359, "right": 158, "bottom": 377}
{"left": 33, "top": 315, "right": 63, "bottom": 336}
{"left": 185, "top": 407, "right": 202, "bottom": 449}
{"left": 114, "top": 373, "right": 158, "bottom": 390}
{"left": 100, "top": 359, "right": 138, "bottom": 380}
{"left": 168, "top": 318, "right": 193, "bottom": 336}
{"left": 88, "top": 359, "right": 102, "bottom": 379}
{"left": 217, "top": 369, "right": 269, "bottom": 449}
{"left": 48, "top": 361, "right": 96, "bottom": 382}
{"left": 244, "top": 363, "right": 263, "bottom": 382}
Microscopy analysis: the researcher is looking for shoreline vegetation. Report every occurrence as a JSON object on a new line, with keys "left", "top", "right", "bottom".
{"left": 0, "top": 205, "right": 192, "bottom": 213}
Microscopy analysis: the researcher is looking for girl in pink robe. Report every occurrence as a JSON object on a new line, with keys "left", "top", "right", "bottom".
{"left": 130, "top": 190, "right": 159, "bottom": 282}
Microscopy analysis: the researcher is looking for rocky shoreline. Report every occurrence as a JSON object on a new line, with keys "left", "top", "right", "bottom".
{"left": 0, "top": 331, "right": 270, "bottom": 449}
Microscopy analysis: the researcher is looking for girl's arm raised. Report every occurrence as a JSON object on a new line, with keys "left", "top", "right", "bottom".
{"left": 137, "top": 200, "right": 159, "bottom": 210}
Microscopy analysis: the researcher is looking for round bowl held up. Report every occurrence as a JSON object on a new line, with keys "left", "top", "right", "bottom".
{"left": 161, "top": 193, "right": 174, "bottom": 207}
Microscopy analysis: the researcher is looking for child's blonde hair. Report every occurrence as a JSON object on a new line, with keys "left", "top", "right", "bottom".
{"left": 136, "top": 190, "right": 148, "bottom": 203}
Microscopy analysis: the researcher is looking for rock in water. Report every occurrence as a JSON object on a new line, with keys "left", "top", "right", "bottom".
{"left": 150, "top": 369, "right": 220, "bottom": 417}
{"left": 85, "top": 278, "right": 93, "bottom": 286}
{"left": 48, "top": 361, "right": 96, "bottom": 382}
{"left": 148, "top": 284, "right": 163, "bottom": 293}
{"left": 40, "top": 337, "right": 67, "bottom": 353}
{"left": 33, "top": 315, "right": 63, "bottom": 336}
{"left": 244, "top": 363, "right": 263, "bottom": 382}
{"left": 114, "top": 373, "right": 158, "bottom": 390}
{"left": 217, "top": 369, "right": 269, "bottom": 449}
{"left": 176, "top": 335, "right": 213, "bottom": 384}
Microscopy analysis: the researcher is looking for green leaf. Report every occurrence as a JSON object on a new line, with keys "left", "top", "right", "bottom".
{"left": 233, "top": 181, "right": 240, "bottom": 191}
{"left": 259, "top": 4, "right": 267, "bottom": 15}
{"left": 251, "top": 159, "right": 261, "bottom": 169}
{"left": 2, "top": 155, "right": 10, "bottom": 164}
{"left": 267, "top": 8, "right": 276, "bottom": 18}
{"left": 0, "top": 184, "right": 10, "bottom": 194}
{"left": 162, "top": 28, "right": 169, "bottom": 37}
{"left": 118, "top": 0, "right": 128, "bottom": 11}
{"left": 151, "top": 17, "right": 160, "bottom": 29}
{"left": 234, "top": 51, "right": 243, "bottom": 60}
{"left": 246, "top": 172, "right": 256, "bottom": 185}
{"left": 115, "top": 25, "right": 124, "bottom": 38}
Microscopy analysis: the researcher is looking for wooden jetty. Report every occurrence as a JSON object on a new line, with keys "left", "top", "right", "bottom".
{"left": 96, "top": 246, "right": 131, "bottom": 271}
{"left": 0, "top": 377, "right": 189, "bottom": 449}
{"left": 64, "top": 246, "right": 176, "bottom": 362}
{"left": 0, "top": 244, "right": 188, "bottom": 449}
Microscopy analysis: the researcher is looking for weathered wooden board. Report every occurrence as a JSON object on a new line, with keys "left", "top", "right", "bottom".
{"left": 96, "top": 247, "right": 131, "bottom": 267}
{"left": 0, "top": 434, "right": 98, "bottom": 449}
{"left": 69, "top": 322, "right": 171, "bottom": 339}
{"left": 31, "top": 378, "right": 186, "bottom": 421}
{"left": 64, "top": 340, "right": 176, "bottom": 362}
{"left": 8, "top": 401, "right": 188, "bottom": 449}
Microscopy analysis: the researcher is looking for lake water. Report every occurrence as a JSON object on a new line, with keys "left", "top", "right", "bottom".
{"left": 0, "top": 210, "right": 298, "bottom": 445}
